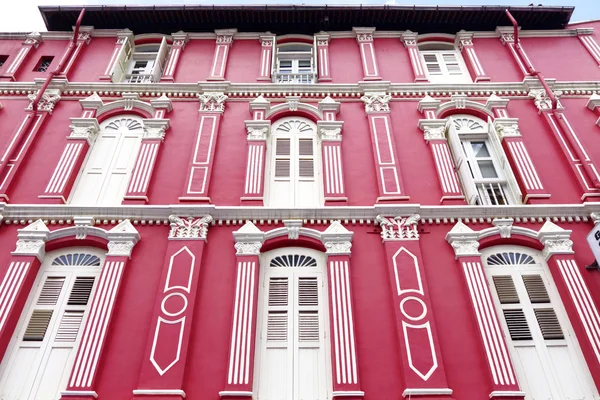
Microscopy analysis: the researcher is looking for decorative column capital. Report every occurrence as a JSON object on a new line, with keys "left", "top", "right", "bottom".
{"left": 360, "top": 92, "right": 391, "bottom": 113}
{"left": 68, "top": 117, "right": 100, "bottom": 144}
{"left": 77, "top": 27, "right": 94, "bottom": 44}
{"left": 528, "top": 89, "right": 563, "bottom": 112}
{"left": 353, "top": 27, "right": 375, "bottom": 42}
{"left": 198, "top": 92, "right": 228, "bottom": 113}
{"left": 417, "top": 119, "right": 447, "bottom": 141}
{"left": 106, "top": 220, "right": 140, "bottom": 258}
{"left": 316, "top": 31, "right": 330, "bottom": 46}
{"left": 376, "top": 214, "right": 420, "bottom": 241}
{"left": 493, "top": 118, "right": 521, "bottom": 139}
{"left": 485, "top": 93, "right": 510, "bottom": 110}
{"left": 171, "top": 31, "right": 190, "bottom": 48}
{"left": 168, "top": 215, "right": 213, "bottom": 241}
{"left": 317, "top": 120, "right": 344, "bottom": 142}
{"left": 537, "top": 220, "right": 573, "bottom": 259}
{"left": 401, "top": 30, "right": 418, "bottom": 47}
{"left": 496, "top": 26, "right": 517, "bottom": 44}
{"left": 24, "top": 32, "right": 43, "bottom": 47}
{"left": 233, "top": 221, "right": 265, "bottom": 256}
{"left": 318, "top": 95, "right": 340, "bottom": 115}
{"left": 12, "top": 219, "right": 50, "bottom": 261}
{"left": 322, "top": 221, "right": 353, "bottom": 255}
{"left": 455, "top": 30, "right": 474, "bottom": 50}
{"left": 445, "top": 221, "right": 481, "bottom": 258}
{"left": 259, "top": 33, "right": 275, "bottom": 47}
{"left": 27, "top": 89, "right": 61, "bottom": 114}
{"left": 417, "top": 95, "right": 441, "bottom": 114}
{"left": 142, "top": 119, "right": 170, "bottom": 141}
{"left": 116, "top": 28, "right": 134, "bottom": 44}
{"left": 215, "top": 29, "right": 237, "bottom": 44}
{"left": 244, "top": 120, "right": 271, "bottom": 141}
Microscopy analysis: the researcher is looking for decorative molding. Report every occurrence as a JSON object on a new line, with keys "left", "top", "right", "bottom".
{"left": 492, "top": 218, "right": 513, "bottom": 238}
{"left": 244, "top": 120, "right": 271, "bottom": 141}
{"left": 538, "top": 220, "right": 574, "bottom": 259}
{"left": 586, "top": 93, "right": 600, "bottom": 111}
{"left": 283, "top": 219, "right": 303, "bottom": 240}
{"left": 455, "top": 30, "right": 474, "bottom": 50}
{"left": 318, "top": 95, "right": 340, "bottom": 114}
{"left": 418, "top": 119, "right": 447, "bottom": 141}
{"left": 198, "top": 92, "right": 228, "bottom": 113}
{"left": 168, "top": 215, "right": 213, "bottom": 240}
{"left": 417, "top": 95, "right": 442, "bottom": 113}
{"left": 12, "top": 219, "right": 50, "bottom": 261}
{"left": 322, "top": 220, "right": 354, "bottom": 255}
{"left": 485, "top": 93, "right": 510, "bottom": 110}
{"left": 360, "top": 92, "right": 391, "bottom": 113}
{"left": 353, "top": 27, "right": 375, "bottom": 42}
{"left": 69, "top": 118, "right": 100, "bottom": 144}
{"left": 234, "top": 241, "right": 262, "bottom": 255}
{"left": 401, "top": 30, "right": 418, "bottom": 47}
{"left": 493, "top": 118, "right": 521, "bottom": 139}
{"left": 106, "top": 219, "right": 140, "bottom": 258}
{"left": 259, "top": 33, "right": 275, "bottom": 47}
{"left": 73, "top": 216, "right": 95, "bottom": 240}
{"left": 215, "top": 28, "right": 237, "bottom": 43}
{"left": 24, "top": 32, "right": 43, "bottom": 47}
{"left": 172, "top": 31, "right": 190, "bottom": 48}
{"left": 317, "top": 121, "right": 344, "bottom": 142}
{"left": 445, "top": 221, "right": 481, "bottom": 258}
{"left": 324, "top": 241, "right": 352, "bottom": 255}
{"left": 150, "top": 94, "right": 173, "bottom": 112}
{"left": 316, "top": 31, "right": 330, "bottom": 46}
{"left": 27, "top": 89, "right": 61, "bottom": 113}
{"left": 376, "top": 214, "right": 420, "bottom": 240}
{"left": 591, "top": 212, "right": 600, "bottom": 225}
{"left": 142, "top": 119, "right": 170, "bottom": 141}
{"left": 528, "top": 89, "right": 563, "bottom": 112}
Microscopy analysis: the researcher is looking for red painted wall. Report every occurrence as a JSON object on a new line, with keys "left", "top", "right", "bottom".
{"left": 374, "top": 38, "right": 414, "bottom": 83}
{"left": 174, "top": 40, "right": 215, "bottom": 82}
{"left": 0, "top": 40, "right": 26, "bottom": 76}
{"left": 15, "top": 39, "right": 68, "bottom": 82}
{"left": 473, "top": 38, "right": 523, "bottom": 82}
{"left": 225, "top": 40, "right": 262, "bottom": 83}
{"left": 69, "top": 38, "right": 117, "bottom": 82}
{"left": 328, "top": 38, "right": 363, "bottom": 83}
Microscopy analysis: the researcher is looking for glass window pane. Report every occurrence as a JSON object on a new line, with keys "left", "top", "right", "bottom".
{"left": 478, "top": 160, "right": 498, "bottom": 178}
{"left": 471, "top": 142, "right": 490, "bottom": 158}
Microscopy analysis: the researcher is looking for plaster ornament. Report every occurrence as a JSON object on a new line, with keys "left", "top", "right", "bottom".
{"left": 216, "top": 35, "right": 233, "bottom": 44}
{"left": 142, "top": 125, "right": 167, "bottom": 140}
{"left": 283, "top": 220, "right": 303, "bottom": 240}
{"left": 261, "top": 39, "right": 273, "bottom": 46}
{"left": 494, "top": 123, "right": 521, "bottom": 138}
{"left": 27, "top": 90, "right": 61, "bottom": 113}
{"left": 324, "top": 241, "right": 352, "bottom": 254}
{"left": 24, "top": 32, "right": 42, "bottom": 47}
{"left": 451, "top": 94, "right": 468, "bottom": 109}
{"left": 74, "top": 216, "right": 95, "bottom": 240}
{"left": 492, "top": 218, "right": 514, "bottom": 238}
{"left": 423, "top": 126, "right": 445, "bottom": 141}
{"left": 376, "top": 214, "right": 420, "bottom": 240}
{"left": 77, "top": 32, "right": 91, "bottom": 43}
{"left": 529, "top": 89, "right": 563, "bottom": 112}
{"left": 317, "top": 40, "right": 329, "bottom": 46}
{"left": 169, "top": 215, "right": 213, "bottom": 240}
{"left": 319, "top": 127, "right": 342, "bottom": 141}
{"left": 360, "top": 92, "right": 391, "bottom": 113}
{"left": 14, "top": 239, "right": 45, "bottom": 254}
{"left": 172, "top": 31, "right": 190, "bottom": 48}
{"left": 234, "top": 241, "right": 262, "bottom": 255}
{"left": 451, "top": 240, "right": 480, "bottom": 256}
{"left": 500, "top": 33, "right": 514, "bottom": 45}
{"left": 69, "top": 124, "right": 98, "bottom": 142}
{"left": 458, "top": 38, "right": 473, "bottom": 50}
{"left": 591, "top": 212, "right": 600, "bottom": 225}
{"left": 246, "top": 126, "right": 268, "bottom": 141}
{"left": 542, "top": 239, "right": 574, "bottom": 259}
{"left": 198, "top": 92, "right": 228, "bottom": 113}
{"left": 107, "top": 241, "right": 135, "bottom": 257}
{"left": 356, "top": 33, "right": 373, "bottom": 42}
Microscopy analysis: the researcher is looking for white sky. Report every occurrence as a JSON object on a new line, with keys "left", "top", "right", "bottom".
{"left": 0, "top": 0, "right": 595, "bottom": 33}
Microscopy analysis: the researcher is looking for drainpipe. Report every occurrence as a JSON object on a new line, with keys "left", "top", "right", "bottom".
{"left": 0, "top": 9, "right": 85, "bottom": 179}
{"left": 506, "top": 9, "right": 600, "bottom": 188}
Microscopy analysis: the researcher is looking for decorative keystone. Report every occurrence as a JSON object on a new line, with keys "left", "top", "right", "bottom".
{"left": 74, "top": 216, "right": 95, "bottom": 240}
{"left": 283, "top": 220, "right": 303, "bottom": 240}
{"left": 492, "top": 218, "right": 514, "bottom": 238}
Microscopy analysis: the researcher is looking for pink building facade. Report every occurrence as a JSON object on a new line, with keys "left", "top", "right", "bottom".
{"left": 0, "top": 4, "right": 598, "bottom": 400}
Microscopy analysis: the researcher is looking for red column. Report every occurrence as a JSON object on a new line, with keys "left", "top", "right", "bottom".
{"left": 446, "top": 222, "right": 524, "bottom": 399}
{"left": 220, "top": 222, "right": 264, "bottom": 399}
{"left": 353, "top": 28, "right": 381, "bottom": 81}
{"left": 208, "top": 29, "right": 236, "bottom": 81}
{"left": 133, "top": 216, "right": 212, "bottom": 400}
{"left": 179, "top": 92, "right": 227, "bottom": 202}
{"left": 161, "top": 32, "right": 189, "bottom": 82}
{"left": 577, "top": 28, "right": 600, "bottom": 67}
{"left": 401, "top": 31, "right": 427, "bottom": 82}
{"left": 360, "top": 90, "right": 409, "bottom": 202}
{"left": 258, "top": 34, "right": 275, "bottom": 82}
{"left": 316, "top": 33, "right": 332, "bottom": 82}
{"left": 241, "top": 120, "right": 269, "bottom": 206}
{"left": 59, "top": 27, "right": 93, "bottom": 78}
{"left": 456, "top": 31, "right": 490, "bottom": 82}
{"left": 376, "top": 215, "right": 453, "bottom": 398}
{"left": 0, "top": 32, "right": 42, "bottom": 81}
{"left": 0, "top": 90, "right": 60, "bottom": 201}
{"left": 0, "top": 220, "right": 48, "bottom": 361}
{"left": 59, "top": 220, "right": 140, "bottom": 400}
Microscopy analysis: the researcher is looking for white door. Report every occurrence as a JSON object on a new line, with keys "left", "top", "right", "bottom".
{"left": 70, "top": 117, "right": 143, "bottom": 206}
{"left": 268, "top": 118, "right": 321, "bottom": 207}
{"left": 0, "top": 250, "right": 101, "bottom": 400}
{"left": 484, "top": 247, "right": 599, "bottom": 400}
{"left": 257, "top": 251, "right": 330, "bottom": 400}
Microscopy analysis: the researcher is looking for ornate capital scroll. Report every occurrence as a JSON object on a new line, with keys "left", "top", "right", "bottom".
{"left": 168, "top": 215, "right": 213, "bottom": 240}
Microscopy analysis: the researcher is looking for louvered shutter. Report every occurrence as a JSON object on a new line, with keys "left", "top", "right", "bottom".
{"left": 67, "top": 277, "right": 95, "bottom": 305}
{"left": 152, "top": 37, "right": 169, "bottom": 82}
{"left": 503, "top": 309, "right": 532, "bottom": 340}
{"left": 493, "top": 276, "right": 519, "bottom": 304}
{"left": 488, "top": 119, "right": 522, "bottom": 203}
{"left": 422, "top": 53, "right": 442, "bottom": 75}
{"left": 275, "top": 138, "right": 291, "bottom": 178}
{"left": 522, "top": 275, "right": 550, "bottom": 303}
{"left": 111, "top": 37, "right": 132, "bottom": 83}
{"left": 23, "top": 310, "right": 54, "bottom": 341}
{"left": 447, "top": 119, "right": 478, "bottom": 204}
{"left": 441, "top": 53, "right": 462, "bottom": 75}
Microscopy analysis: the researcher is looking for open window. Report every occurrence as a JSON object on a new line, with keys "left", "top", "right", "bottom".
{"left": 446, "top": 115, "right": 521, "bottom": 205}
{"left": 0, "top": 248, "right": 103, "bottom": 400}
{"left": 483, "top": 246, "right": 599, "bottom": 400}
{"left": 255, "top": 248, "right": 331, "bottom": 400}
{"left": 111, "top": 37, "right": 170, "bottom": 83}
{"left": 419, "top": 42, "right": 471, "bottom": 84}
{"left": 274, "top": 43, "right": 316, "bottom": 84}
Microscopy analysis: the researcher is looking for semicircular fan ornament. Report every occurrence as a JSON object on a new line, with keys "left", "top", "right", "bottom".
{"left": 52, "top": 253, "right": 102, "bottom": 267}
{"left": 105, "top": 118, "right": 143, "bottom": 132}
{"left": 486, "top": 251, "right": 535, "bottom": 266}
{"left": 276, "top": 120, "right": 313, "bottom": 134}
{"left": 270, "top": 254, "right": 318, "bottom": 268}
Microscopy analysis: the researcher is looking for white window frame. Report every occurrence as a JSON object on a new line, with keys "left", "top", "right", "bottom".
{"left": 0, "top": 247, "right": 104, "bottom": 400}
{"left": 69, "top": 115, "right": 144, "bottom": 206}
{"left": 123, "top": 39, "right": 170, "bottom": 84}
{"left": 254, "top": 247, "right": 332, "bottom": 400}
{"left": 482, "top": 246, "right": 598, "bottom": 400}
{"left": 273, "top": 42, "right": 316, "bottom": 84}
{"left": 419, "top": 42, "right": 472, "bottom": 84}
{"left": 447, "top": 115, "right": 521, "bottom": 205}
{"left": 265, "top": 117, "right": 323, "bottom": 207}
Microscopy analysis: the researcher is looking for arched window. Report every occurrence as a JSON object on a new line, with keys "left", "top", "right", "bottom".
{"left": 447, "top": 115, "right": 520, "bottom": 205}
{"left": 255, "top": 247, "right": 330, "bottom": 400}
{"left": 0, "top": 247, "right": 104, "bottom": 400}
{"left": 418, "top": 42, "right": 471, "bottom": 84}
{"left": 482, "top": 246, "right": 598, "bottom": 400}
{"left": 70, "top": 115, "right": 144, "bottom": 206}
{"left": 274, "top": 43, "right": 315, "bottom": 84}
{"left": 266, "top": 117, "right": 322, "bottom": 207}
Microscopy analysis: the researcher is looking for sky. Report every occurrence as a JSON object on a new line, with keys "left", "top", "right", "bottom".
{"left": 0, "top": 0, "right": 597, "bottom": 33}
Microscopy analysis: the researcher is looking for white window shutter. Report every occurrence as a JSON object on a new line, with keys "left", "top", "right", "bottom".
{"left": 111, "top": 38, "right": 132, "bottom": 83}
{"left": 488, "top": 120, "right": 522, "bottom": 203}
{"left": 447, "top": 119, "right": 478, "bottom": 204}
{"left": 152, "top": 37, "right": 169, "bottom": 83}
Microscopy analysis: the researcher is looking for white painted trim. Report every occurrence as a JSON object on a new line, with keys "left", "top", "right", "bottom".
{"left": 403, "top": 388, "right": 453, "bottom": 396}
{"left": 333, "top": 390, "right": 365, "bottom": 397}
{"left": 489, "top": 391, "right": 527, "bottom": 398}
{"left": 133, "top": 389, "right": 186, "bottom": 397}
{"left": 219, "top": 391, "right": 253, "bottom": 397}
{"left": 61, "top": 391, "right": 99, "bottom": 398}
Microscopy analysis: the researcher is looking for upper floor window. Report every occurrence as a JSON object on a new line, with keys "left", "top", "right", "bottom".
{"left": 111, "top": 38, "right": 170, "bottom": 83}
{"left": 70, "top": 116, "right": 143, "bottom": 206}
{"left": 34, "top": 56, "right": 54, "bottom": 73}
{"left": 0, "top": 248, "right": 103, "bottom": 400}
{"left": 266, "top": 117, "right": 322, "bottom": 207}
{"left": 274, "top": 43, "right": 315, "bottom": 84}
{"left": 419, "top": 42, "right": 471, "bottom": 84}
{"left": 483, "top": 246, "right": 598, "bottom": 400}
{"left": 447, "top": 115, "right": 520, "bottom": 205}
{"left": 256, "top": 248, "right": 330, "bottom": 400}
{"left": 0, "top": 55, "right": 9, "bottom": 68}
